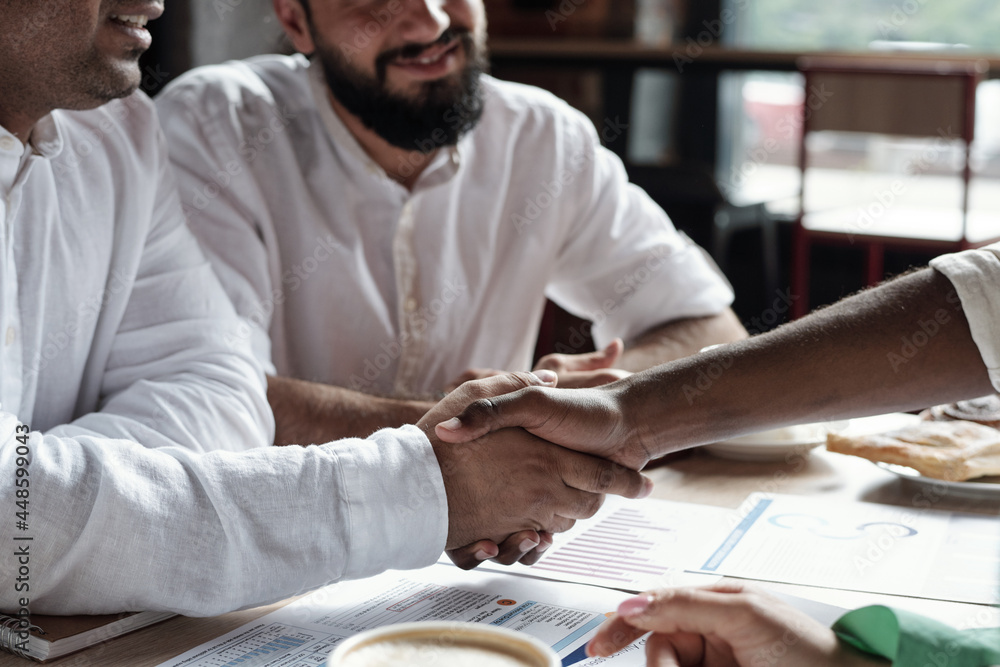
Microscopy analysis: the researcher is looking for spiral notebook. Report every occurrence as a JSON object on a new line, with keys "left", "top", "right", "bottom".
{"left": 0, "top": 611, "right": 174, "bottom": 662}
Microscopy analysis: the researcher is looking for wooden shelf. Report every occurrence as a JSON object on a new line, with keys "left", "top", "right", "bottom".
{"left": 488, "top": 39, "right": 1000, "bottom": 75}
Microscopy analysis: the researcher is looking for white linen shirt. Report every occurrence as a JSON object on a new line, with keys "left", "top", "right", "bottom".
{"left": 0, "top": 93, "right": 446, "bottom": 616}
{"left": 930, "top": 242, "right": 1000, "bottom": 391}
{"left": 156, "top": 54, "right": 734, "bottom": 398}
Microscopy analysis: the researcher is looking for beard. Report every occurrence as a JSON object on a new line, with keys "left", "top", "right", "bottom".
{"left": 312, "top": 28, "right": 488, "bottom": 153}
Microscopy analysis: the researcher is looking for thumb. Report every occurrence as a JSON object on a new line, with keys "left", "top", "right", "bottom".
{"left": 536, "top": 339, "right": 625, "bottom": 373}
{"left": 571, "top": 338, "right": 625, "bottom": 371}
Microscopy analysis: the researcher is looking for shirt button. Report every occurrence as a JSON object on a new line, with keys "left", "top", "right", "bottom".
{"left": 5, "top": 327, "right": 15, "bottom": 346}
{"left": 404, "top": 297, "right": 418, "bottom": 312}
{"left": 0, "top": 136, "right": 16, "bottom": 151}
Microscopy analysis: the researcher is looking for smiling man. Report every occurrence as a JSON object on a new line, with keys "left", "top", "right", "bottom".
{"left": 0, "top": 0, "right": 650, "bottom": 618}
{"left": 155, "top": 0, "right": 746, "bottom": 447}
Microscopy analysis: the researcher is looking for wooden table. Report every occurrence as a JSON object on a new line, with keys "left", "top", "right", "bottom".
{"left": 4, "top": 446, "right": 997, "bottom": 666}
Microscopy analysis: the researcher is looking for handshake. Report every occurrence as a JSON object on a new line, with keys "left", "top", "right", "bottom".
{"left": 416, "top": 368, "right": 656, "bottom": 571}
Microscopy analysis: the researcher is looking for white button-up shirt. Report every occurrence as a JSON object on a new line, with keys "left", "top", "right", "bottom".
{"left": 931, "top": 242, "right": 1000, "bottom": 391}
{"left": 0, "top": 93, "right": 446, "bottom": 616}
{"left": 156, "top": 55, "right": 734, "bottom": 398}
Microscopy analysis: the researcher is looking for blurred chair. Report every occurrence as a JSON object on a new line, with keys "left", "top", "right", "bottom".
{"left": 713, "top": 201, "right": 780, "bottom": 305}
{"left": 790, "top": 56, "right": 1000, "bottom": 318}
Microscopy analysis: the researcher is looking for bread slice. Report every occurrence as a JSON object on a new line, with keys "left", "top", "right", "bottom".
{"left": 826, "top": 420, "right": 1000, "bottom": 482}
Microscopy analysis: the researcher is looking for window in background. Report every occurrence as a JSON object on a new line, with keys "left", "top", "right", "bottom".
{"left": 726, "top": 0, "right": 1000, "bottom": 53}
{"left": 718, "top": 1, "right": 1000, "bottom": 217}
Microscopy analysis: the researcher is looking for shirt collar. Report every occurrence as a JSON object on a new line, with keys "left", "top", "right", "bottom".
{"left": 0, "top": 112, "right": 64, "bottom": 161}
{"left": 28, "top": 113, "right": 64, "bottom": 158}
{"left": 307, "top": 56, "right": 465, "bottom": 191}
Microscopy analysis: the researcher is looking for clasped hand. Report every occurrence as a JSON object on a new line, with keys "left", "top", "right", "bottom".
{"left": 417, "top": 371, "right": 651, "bottom": 569}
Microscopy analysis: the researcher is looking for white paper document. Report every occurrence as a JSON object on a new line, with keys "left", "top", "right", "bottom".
{"left": 157, "top": 564, "right": 647, "bottom": 667}
{"left": 453, "top": 496, "right": 730, "bottom": 592}
{"left": 696, "top": 493, "right": 1000, "bottom": 605}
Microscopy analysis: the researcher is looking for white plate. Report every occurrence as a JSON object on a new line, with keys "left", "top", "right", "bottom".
{"left": 830, "top": 412, "right": 922, "bottom": 437}
{"left": 876, "top": 462, "right": 1000, "bottom": 500}
{"left": 703, "top": 421, "right": 846, "bottom": 462}
{"left": 702, "top": 413, "right": 921, "bottom": 463}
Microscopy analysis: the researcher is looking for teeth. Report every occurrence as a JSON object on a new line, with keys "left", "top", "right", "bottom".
{"left": 109, "top": 14, "right": 149, "bottom": 27}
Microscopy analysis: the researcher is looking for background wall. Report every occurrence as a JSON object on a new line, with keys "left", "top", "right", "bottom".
{"left": 190, "top": 0, "right": 285, "bottom": 67}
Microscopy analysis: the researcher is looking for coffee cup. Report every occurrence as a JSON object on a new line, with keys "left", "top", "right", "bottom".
{"left": 326, "top": 621, "right": 560, "bottom": 667}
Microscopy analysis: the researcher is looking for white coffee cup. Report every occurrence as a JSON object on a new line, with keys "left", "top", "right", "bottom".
{"left": 326, "top": 621, "right": 560, "bottom": 667}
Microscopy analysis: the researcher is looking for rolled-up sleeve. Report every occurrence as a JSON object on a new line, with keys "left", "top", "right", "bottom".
{"left": 929, "top": 243, "right": 1000, "bottom": 392}
{"left": 546, "top": 117, "right": 734, "bottom": 348}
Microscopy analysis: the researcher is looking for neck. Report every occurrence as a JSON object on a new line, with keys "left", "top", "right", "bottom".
{"left": 327, "top": 91, "right": 436, "bottom": 190}
{"left": 0, "top": 101, "right": 41, "bottom": 143}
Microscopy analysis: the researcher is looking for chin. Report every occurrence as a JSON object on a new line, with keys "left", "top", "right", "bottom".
{"left": 88, "top": 58, "right": 144, "bottom": 102}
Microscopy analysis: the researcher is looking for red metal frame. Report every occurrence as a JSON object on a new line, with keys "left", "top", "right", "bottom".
{"left": 790, "top": 57, "right": 990, "bottom": 319}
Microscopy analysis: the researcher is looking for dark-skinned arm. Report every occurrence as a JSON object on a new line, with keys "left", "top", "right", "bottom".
{"left": 435, "top": 268, "right": 994, "bottom": 469}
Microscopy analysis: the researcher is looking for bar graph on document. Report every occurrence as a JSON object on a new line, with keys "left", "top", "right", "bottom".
{"left": 465, "top": 497, "right": 732, "bottom": 592}
{"left": 178, "top": 623, "right": 334, "bottom": 667}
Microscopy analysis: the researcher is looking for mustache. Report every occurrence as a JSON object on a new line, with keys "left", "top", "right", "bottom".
{"left": 376, "top": 28, "right": 469, "bottom": 71}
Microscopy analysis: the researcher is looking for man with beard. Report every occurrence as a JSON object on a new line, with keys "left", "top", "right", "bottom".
{"left": 156, "top": 1, "right": 744, "bottom": 469}
{"left": 0, "top": 0, "right": 651, "bottom": 617}
{"left": 158, "top": 0, "right": 745, "bottom": 429}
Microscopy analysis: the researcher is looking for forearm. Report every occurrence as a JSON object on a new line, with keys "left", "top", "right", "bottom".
{"left": 618, "top": 309, "right": 748, "bottom": 372}
{"left": 267, "top": 375, "right": 435, "bottom": 445}
{"left": 624, "top": 268, "right": 993, "bottom": 454}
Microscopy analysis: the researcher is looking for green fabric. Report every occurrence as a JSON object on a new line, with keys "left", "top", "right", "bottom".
{"left": 832, "top": 605, "right": 1000, "bottom": 666}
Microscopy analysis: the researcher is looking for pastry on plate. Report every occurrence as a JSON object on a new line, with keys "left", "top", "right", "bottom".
{"left": 919, "top": 394, "right": 1000, "bottom": 429}
{"left": 826, "top": 419, "right": 1000, "bottom": 482}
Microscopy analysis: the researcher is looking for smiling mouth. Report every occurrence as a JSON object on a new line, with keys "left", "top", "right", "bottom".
{"left": 391, "top": 40, "right": 461, "bottom": 68}
{"left": 109, "top": 13, "right": 150, "bottom": 28}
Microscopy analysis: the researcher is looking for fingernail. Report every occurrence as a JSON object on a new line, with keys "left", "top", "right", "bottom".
{"left": 536, "top": 540, "right": 551, "bottom": 553}
{"left": 474, "top": 549, "right": 491, "bottom": 561}
{"left": 531, "top": 369, "right": 558, "bottom": 384}
{"left": 438, "top": 417, "right": 461, "bottom": 431}
{"left": 638, "top": 476, "right": 654, "bottom": 499}
{"left": 519, "top": 538, "right": 540, "bottom": 552}
{"left": 618, "top": 594, "right": 653, "bottom": 618}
